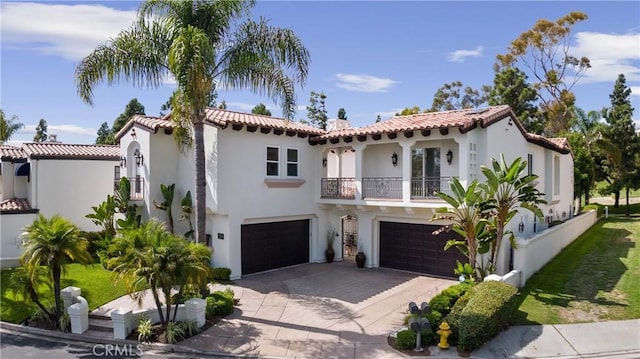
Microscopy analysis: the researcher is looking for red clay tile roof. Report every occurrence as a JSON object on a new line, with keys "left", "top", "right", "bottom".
{"left": 0, "top": 198, "right": 36, "bottom": 213}
{"left": 114, "top": 114, "right": 175, "bottom": 140}
{"left": 20, "top": 143, "right": 119, "bottom": 160}
{"left": 0, "top": 145, "right": 26, "bottom": 161}
{"left": 526, "top": 135, "right": 571, "bottom": 155}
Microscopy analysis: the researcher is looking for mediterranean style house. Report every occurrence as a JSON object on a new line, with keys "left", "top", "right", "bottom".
{"left": 0, "top": 141, "right": 119, "bottom": 267}
{"left": 114, "top": 105, "right": 573, "bottom": 279}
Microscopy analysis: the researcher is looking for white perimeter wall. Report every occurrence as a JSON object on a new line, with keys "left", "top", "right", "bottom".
{"left": 31, "top": 159, "right": 118, "bottom": 231}
{"left": 0, "top": 212, "right": 37, "bottom": 267}
{"left": 513, "top": 210, "right": 597, "bottom": 287}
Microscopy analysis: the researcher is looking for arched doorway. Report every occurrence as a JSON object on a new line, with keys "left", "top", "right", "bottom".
{"left": 342, "top": 215, "right": 358, "bottom": 261}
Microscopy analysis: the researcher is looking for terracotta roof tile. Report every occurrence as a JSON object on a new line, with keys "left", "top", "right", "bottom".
{"left": 114, "top": 114, "right": 174, "bottom": 140}
{"left": 0, "top": 145, "right": 26, "bottom": 161}
{"left": 21, "top": 143, "right": 119, "bottom": 160}
{"left": 318, "top": 105, "right": 513, "bottom": 139}
{"left": 0, "top": 198, "right": 34, "bottom": 213}
{"left": 204, "top": 108, "right": 325, "bottom": 135}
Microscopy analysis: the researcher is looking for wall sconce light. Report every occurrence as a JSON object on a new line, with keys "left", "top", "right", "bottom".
{"left": 518, "top": 220, "right": 525, "bottom": 233}
{"left": 446, "top": 150, "right": 453, "bottom": 165}
{"left": 322, "top": 157, "right": 327, "bottom": 168}
{"left": 130, "top": 128, "right": 137, "bottom": 139}
{"left": 391, "top": 152, "right": 398, "bottom": 167}
{"left": 134, "top": 149, "right": 144, "bottom": 167}
{"left": 119, "top": 156, "right": 127, "bottom": 167}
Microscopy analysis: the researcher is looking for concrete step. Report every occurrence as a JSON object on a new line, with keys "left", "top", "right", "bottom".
{"left": 88, "top": 317, "right": 113, "bottom": 332}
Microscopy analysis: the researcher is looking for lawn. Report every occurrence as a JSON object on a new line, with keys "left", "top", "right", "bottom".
{"left": 511, "top": 216, "right": 640, "bottom": 325}
{"left": 1, "top": 263, "right": 127, "bottom": 324}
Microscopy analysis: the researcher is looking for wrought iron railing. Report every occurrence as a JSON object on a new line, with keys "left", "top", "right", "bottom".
{"left": 410, "top": 176, "right": 453, "bottom": 200}
{"left": 362, "top": 177, "right": 402, "bottom": 200}
{"left": 113, "top": 177, "right": 145, "bottom": 201}
{"left": 321, "top": 178, "right": 356, "bottom": 199}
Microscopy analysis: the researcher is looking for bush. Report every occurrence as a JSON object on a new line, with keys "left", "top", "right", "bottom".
{"left": 136, "top": 316, "right": 152, "bottom": 343}
{"left": 442, "top": 289, "right": 474, "bottom": 344}
{"left": 210, "top": 267, "right": 231, "bottom": 281}
{"left": 80, "top": 231, "right": 110, "bottom": 261}
{"left": 428, "top": 282, "right": 473, "bottom": 316}
{"left": 583, "top": 203, "right": 604, "bottom": 217}
{"left": 396, "top": 329, "right": 416, "bottom": 350}
{"left": 456, "top": 281, "right": 518, "bottom": 351}
{"left": 171, "top": 288, "right": 202, "bottom": 305}
{"left": 206, "top": 288, "right": 234, "bottom": 317}
{"left": 425, "top": 310, "right": 443, "bottom": 333}
{"left": 165, "top": 321, "right": 186, "bottom": 344}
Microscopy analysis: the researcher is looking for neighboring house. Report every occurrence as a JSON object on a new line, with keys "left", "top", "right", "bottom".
{"left": 0, "top": 141, "right": 119, "bottom": 268}
{"left": 115, "top": 105, "right": 573, "bottom": 279}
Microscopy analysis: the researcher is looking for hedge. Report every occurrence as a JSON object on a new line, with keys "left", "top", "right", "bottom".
{"left": 428, "top": 281, "right": 473, "bottom": 316}
{"left": 456, "top": 281, "right": 518, "bottom": 351}
{"left": 210, "top": 267, "right": 232, "bottom": 281}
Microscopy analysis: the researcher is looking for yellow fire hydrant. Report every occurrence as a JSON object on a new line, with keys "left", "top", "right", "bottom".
{"left": 436, "top": 322, "right": 452, "bottom": 349}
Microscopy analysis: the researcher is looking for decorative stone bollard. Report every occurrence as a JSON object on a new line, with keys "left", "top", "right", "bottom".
{"left": 185, "top": 298, "right": 207, "bottom": 327}
{"left": 61, "top": 287, "right": 81, "bottom": 312}
{"left": 111, "top": 308, "right": 133, "bottom": 340}
{"left": 67, "top": 296, "right": 89, "bottom": 334}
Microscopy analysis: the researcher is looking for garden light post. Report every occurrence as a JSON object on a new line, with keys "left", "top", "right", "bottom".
{"left": 408, "top": 301, "right": 431, "bottom": 352}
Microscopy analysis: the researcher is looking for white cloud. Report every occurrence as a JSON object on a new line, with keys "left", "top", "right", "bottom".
{"left": 17, "top": 124, "right": 96, "bottom": 137}
{"left": 0, "top": 2, "right": 136, "bottom": 61}
{"left": 630, "top": 86, "right": 640, "bottom": 97}
{"left": 571, "top": 32, "right": 640, "bottom": 84}
{"left": 226, "top": 102, "right": 256, "bottom": 112}
{"left": 335, "top": 73, "right": 397, "bottom": 93}
{"left": 448, "top": 46, "right": 484, "bottom": 63}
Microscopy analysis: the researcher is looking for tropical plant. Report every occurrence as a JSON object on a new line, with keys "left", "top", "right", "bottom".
{"left": 479, "top": 155, "right": 545, "bottom": 272}
{"left": 114, "top": 177, "right": 141, "bottom": 229}
{"left": 10, "top": 267, "right": 52, "bottom": 319}
{"left": 179, "top": 190, "right": 194, "bottom": 239}
{"left": 136, "top": 315, "right": 153, "bottom": 342}
{"left": 20, "top": 215, "right": 92, "bottom": 327}
{"left": 86, "top": 194, "right": 117, "bottom": 236}
{"left": 76, "top": 0, "right": 310, "bottom": 245}
{"left": 0, "top": 109, "right": 23, "bottom": 144}
{"left": 435, "top": 178, "right": 490, "bottom": 279}
{"left": 107, "top": 220, "right": 211, "bottom": 325}
{"left": 153, "top": 183, "right": 176, "bottom": 233}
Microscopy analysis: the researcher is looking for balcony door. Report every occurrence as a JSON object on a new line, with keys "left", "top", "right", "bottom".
{"left": 412, "top": 147, "right": 441, "bottom": 198}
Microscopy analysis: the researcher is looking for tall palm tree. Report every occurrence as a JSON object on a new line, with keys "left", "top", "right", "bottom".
{"left": 108, "top": 219, "right": 211, "bottom": 325}
{"left": 21, "top": 215, "right": 92, "bottom": 325}
{"left": 0, "top": 109, "right": 24, "bottom": 144}
{"left": 76, "top": 0, "right": 310, "bottom": 244}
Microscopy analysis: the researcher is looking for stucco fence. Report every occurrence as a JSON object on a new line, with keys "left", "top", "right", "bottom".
{"left": 0, "top": 212, "right": 37, "bottom": 268}
{"left": 503, "top": 209, "right": 598, "bottom": 288}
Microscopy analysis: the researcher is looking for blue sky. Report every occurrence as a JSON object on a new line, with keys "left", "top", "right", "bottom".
{"left": 1, "top": 1, "right": 639, "bottom": 145}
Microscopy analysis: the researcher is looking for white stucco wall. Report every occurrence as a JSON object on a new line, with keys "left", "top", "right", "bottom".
{"left": 0, "top": 212, "right": 37, "bottom": 267}
{"left": 32, "top": 159, "right": 118, "bottom": 231}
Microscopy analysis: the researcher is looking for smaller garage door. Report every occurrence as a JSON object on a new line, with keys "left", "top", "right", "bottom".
{"left": 241, "top": 219, "right": 310, "bottom": 275}
{"left": 379, "top": 222, "right": 467, "bottom": 278}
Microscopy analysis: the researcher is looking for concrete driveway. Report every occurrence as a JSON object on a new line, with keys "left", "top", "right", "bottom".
{"left": 180, "top": 262, "right": 456, "bottom": 358}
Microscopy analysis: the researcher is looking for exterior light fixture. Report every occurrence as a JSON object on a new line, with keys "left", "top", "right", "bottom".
{"left": 322, "top": 157, "right": 327, "bottom": 168}
{"left": 391, "top": 152, "right": 398, "bottom": 167}
{"left": 446, "top": 150, "right": 453, "bottom": 165}
{"left": 518, "top": 220, "right": 525, "bottom": 233}
{"left": 130, "top": 128, "right": 137, "bottom": 139}
{"left": 134, "top": 149, "right": 144, "bottom": 167}
{"left": 119, "top": 156, "right": 127, "bottom": 167}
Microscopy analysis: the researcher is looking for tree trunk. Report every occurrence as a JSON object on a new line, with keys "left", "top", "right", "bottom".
{"left": 150, "top": 281, "right": 165, "bottom": 325}
{"left": 626, "top": 187, "right": 630, "bottom": 217}
{"left": 193, "top": 120, "right": 206, "bottom": 244}
{"left": 52, "top": 265, "right": 62, "bottom": 323}
{"left": 614, "top": 190, "right": 620, "bottom": 208}
{"left": 164, "top": 288, "right": 172, "bottom": 324}
{"left": 585, "top": 191, "right": 590, "bottom": 205}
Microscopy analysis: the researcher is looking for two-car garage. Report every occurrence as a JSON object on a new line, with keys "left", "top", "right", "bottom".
{"left": 379, "top": 221, "right": 467, "bottom": 278}
{"left": 240, "top": 219, "right": 310, "bottom": 275}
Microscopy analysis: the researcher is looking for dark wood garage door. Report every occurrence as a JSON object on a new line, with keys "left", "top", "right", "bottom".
{"left": 379, "top": 221, "right": 467, "bottom": 278}
{"left": 241, "top": 219, "right": 310, "bottom": 275}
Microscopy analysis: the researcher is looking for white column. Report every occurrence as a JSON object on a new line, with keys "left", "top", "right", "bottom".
{"left": 185, "top": 298, "right": 207, "bottom": 327}
{"left": 401, "top": 141, "right": 416, "bottom": 204}
{"left": 353, "top": 144, "right": 367, "bottom": 200}
{"left": 111, "top": 308, "right": 133, "bottom": 340}
{"left": 67, "top": 296, "right": 89, "bottom": 334}
{"left": 61, "top": 286, "right": 81, "bottom": 312}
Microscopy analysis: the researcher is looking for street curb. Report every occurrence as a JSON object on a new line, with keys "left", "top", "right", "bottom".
{"left": 0, "top": 321, "right": 244, "bottom": 358}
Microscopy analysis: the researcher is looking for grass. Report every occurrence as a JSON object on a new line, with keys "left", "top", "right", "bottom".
{"left": 1, "top": 263, "right": 127, "bottom": 324}
{"left": 511, "top": 216, "right": 640, "bottom": 325}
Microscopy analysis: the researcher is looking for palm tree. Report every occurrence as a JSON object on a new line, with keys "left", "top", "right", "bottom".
{"left": 0, "top": 109, "right": 24, "bottom": 144}
{"left": 20, "top": 215, "right": 92, "bottom": 325}
{"left": 75, "top": 0, "right": 310, "bottom": 244}
{"left": 107, "top": 220, "right": 211, "bottom": 325}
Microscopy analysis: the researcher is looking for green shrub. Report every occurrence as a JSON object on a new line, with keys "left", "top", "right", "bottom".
{"left": 206, "top": 288, "right": 234, "bottom": 316}
{"left": 210, "top": 267, "right": 232, "bottom": 281}
{"left": 425, "top": 310, "right": 443, "bottom": 333}
{"left": 421, "top": 328, "right": 436, "bottom": 346}
{"left": 180, "top": 320, "right": 200, "bottom": 337}
{"left": 80, "top": 231, "right": 110, "bottom": 261}
{"left": 583, "top": 203, "right": 604, "bottom": 217}
{"left": 171, "top": 288, "right": 202, "bottom": 305}
{"left": 165, "top": 321, "right": 186, "bottom": 344}
{"left": 443, "top": 289, "right": 474, "bottom": 344}
{"left": 428, "top": 282, "right": 473, "bottom": 316}
{"left": 396, "top": 329, "right": 416, "bottom": 350}
{"left": 456, "top": 281, "right": 518, "bottom": 351}
{"left": 136, "top": 316, "right": 152, "bottom": 343}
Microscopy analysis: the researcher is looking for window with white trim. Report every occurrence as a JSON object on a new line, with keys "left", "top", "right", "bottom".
{"left": 286, "top": 148, "right": 299, "bottom": 177}
{"left": 266, "top": 146, "right": 279, "bottom": 176}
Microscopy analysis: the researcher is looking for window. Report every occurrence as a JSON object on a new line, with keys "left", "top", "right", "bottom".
{"left": 287, "top": 148, "right": 299, "bottom": 177}
{"left": 469, "top": 143, "right": 477, "bottom": 180}
{"left": 114, "top": 166, "right": 120, "bottom": 180}
{"left": 553, "top": 156, "right": 560, "bottom": 196}
{"left": 266, "top": 146, "right": 279, "bottom": 176}
{"left": 527, "top": 153, "right": 533, "bottom": 176}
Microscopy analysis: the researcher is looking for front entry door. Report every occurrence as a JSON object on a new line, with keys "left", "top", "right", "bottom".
{"left": 342, "top": 215, "right": 358, "bottom": 261}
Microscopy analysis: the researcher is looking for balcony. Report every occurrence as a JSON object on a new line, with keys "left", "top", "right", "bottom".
{"left": 114, "top": 177, "right": 145, "bottom": 201}
{"left": 411, "top": 176, "right": 453, "bottom": 200}
{"left": 362, "top": 177, "right": 402, "bottom": 200}
{"left": 321, "top": 178, "right": 355, "bottom": 199}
